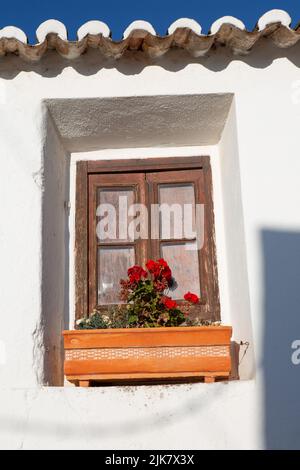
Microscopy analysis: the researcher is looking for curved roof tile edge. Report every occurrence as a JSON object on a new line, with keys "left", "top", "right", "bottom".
{"left": 0, "top": 11, "right": 299, "bottom": 62}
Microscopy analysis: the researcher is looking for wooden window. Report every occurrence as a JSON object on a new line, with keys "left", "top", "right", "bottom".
{"left": 75, "top": 157, "right": 220, "bottom": 321}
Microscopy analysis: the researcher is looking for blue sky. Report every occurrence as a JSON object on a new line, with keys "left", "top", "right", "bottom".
{"left": 1, "top": 1, "right": 300, "bottom": 43}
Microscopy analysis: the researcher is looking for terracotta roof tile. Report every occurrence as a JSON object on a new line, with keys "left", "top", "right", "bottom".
{"left": 0, "top": 10, "right": 299, "bottom": 63}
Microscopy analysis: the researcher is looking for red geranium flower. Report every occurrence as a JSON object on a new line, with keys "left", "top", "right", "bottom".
{"left": 128, "top": 265, "right": 147, "bottom": 277}
{"left": 157, "top": 259, "right": 172, "bottom": 280}
{"left": 146, "top": 260, "right": 161, "bottom": 279}
{"left": 184, "top": 292, "right": 200, "bottom": 304}
{"left": 161, "top": 296, "right": 177, "bottom": 310}
{"left": 128, "top": 273, "right": 139, "bottom": 283}
{"left": 127, "top": 265, "right": 147, "bottom": 284}
{"left": 146, "top": 259, "right": 158, "bottom": 273}
{"left": 157, "top": 258, "right": 168, "bottom": 267}
{"left": 161, "top": 266, "right": 172, "bottom": 281}
{"left": 146, "top": 258, "right": 172, "bottom": 282}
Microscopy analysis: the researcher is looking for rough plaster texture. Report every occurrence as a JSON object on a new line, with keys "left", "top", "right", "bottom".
{"left": 0, "top": 43, "right": 300, "bottom": 449}
{"left": 0, "top": 382, "right": 258, "bottom": 450}
{"left": 46, "top": 94, "right": 233, "bottom": 152}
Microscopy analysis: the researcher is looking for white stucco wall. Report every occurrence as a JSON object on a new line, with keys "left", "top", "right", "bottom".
{"left": 0, "top": 43, "right": 300, "bottom": 449}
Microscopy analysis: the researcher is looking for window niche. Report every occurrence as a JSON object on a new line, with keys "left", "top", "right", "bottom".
{"left": 40, "top": 93, "right": 253, "bottom": 385}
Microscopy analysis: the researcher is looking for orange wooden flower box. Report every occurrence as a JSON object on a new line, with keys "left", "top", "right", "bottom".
{"left": 63, "top": 326, "right": 232, "bottom": 387}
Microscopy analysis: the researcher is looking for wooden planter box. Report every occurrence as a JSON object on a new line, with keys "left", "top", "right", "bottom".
{"left": 63, "top": 326, "right": 232, "bottom": 387}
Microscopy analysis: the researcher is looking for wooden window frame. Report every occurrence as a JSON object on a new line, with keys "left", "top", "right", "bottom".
{"left": 75, "top": 156, "right": 220, "bottom": 322}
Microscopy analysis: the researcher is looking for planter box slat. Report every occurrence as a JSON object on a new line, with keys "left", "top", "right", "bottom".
{"left": 64, "top": 356, "right": 231, "bottom": 375}
{"left": 63, "top": 326, "right": 232, "bottom": 349}
{"left": 66, "top": 371, "right": 230, "bottom": 383}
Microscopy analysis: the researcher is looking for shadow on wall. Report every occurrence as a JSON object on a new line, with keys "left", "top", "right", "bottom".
{"left": 262, "top": 230, "right": 300, "bottom": 450}
{"left": 1, "top": 41, "right": 300, "bottom": 79}
{"left": 42, "top": 114, "right": 70, "bottom": 386}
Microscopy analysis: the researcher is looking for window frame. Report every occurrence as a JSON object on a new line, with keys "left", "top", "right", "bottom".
{"left": 75, "top": 156, "right": 220, "bottom": 322}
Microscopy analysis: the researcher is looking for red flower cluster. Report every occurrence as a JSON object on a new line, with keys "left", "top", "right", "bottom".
{"left": 161, "top": 296, "right": 177, "bottom": 310}
{"left": 120, "top": 259, "right": 201, "bottom": 327}
{"left": 184, "top": 291, "right": 199, "bottom": 304}
{"left": 127, "top": 265, "right": 147, "bottom": 284}
{"left": 146, "top": 258, "right": 172, "bottom": 282}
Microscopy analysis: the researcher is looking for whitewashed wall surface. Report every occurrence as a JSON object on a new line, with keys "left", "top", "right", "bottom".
{"left": 0, "top": 11, "right": 300, "bottom": 450}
